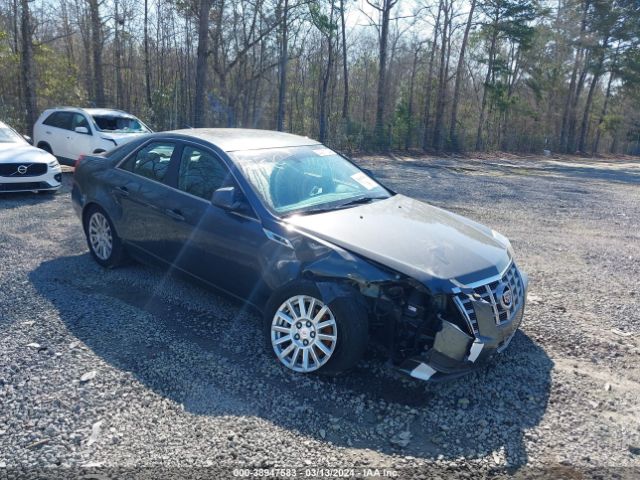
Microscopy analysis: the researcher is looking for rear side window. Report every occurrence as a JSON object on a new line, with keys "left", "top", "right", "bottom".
{"left": 42, "top": 112, "right": 73, "bottom": 130}
{"left": 120, "top": 142, "right": 175, "bottom": 183}
{"left": 177, "top": 146, "right": 229, "bottom": 200}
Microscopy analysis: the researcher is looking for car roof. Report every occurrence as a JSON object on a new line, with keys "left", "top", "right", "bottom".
{"left": 44, "top": 107, "right": 134, "bottom": 117}
{"left": 83, "top": 108, "right": 135, "bottom": 117}
{"left": 168, "top": 128, "right": 321, "bottom": 153}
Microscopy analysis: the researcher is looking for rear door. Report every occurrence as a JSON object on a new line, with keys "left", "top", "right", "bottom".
{"left": 171, "top": 143, "right": 266, "bottom": 300}
{"left": 41, "top": 112, "right": 73, "bottom": 162}
{"left": 115, "top": 140, "right": 183, "bottom": 263}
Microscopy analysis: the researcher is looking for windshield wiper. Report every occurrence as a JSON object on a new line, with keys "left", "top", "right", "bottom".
{"left": 337, "top": 195, "right": 387, "bottom": 207}
{"left": 301, "top": 195, "right": 387, "bottom": 215}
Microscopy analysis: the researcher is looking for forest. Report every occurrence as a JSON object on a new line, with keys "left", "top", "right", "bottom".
{"left": 1, "top": 0, "right": 639, "bottom": 155}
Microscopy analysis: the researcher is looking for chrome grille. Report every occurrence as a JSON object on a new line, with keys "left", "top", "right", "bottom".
{"left": 454, "top": 263, "right": 525, "bottom": 333}
{"left": 0, "top": 163, "right": 47, "bottom": 177}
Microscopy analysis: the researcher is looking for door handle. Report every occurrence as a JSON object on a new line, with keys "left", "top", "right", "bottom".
{"left": 164, "top": 208, "right": 184, "bottom": 221}
{"left": 113, "top": 186, "right": 129, "bottom": 197}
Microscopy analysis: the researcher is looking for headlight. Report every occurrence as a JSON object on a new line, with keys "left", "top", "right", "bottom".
{"left": 492, "top": 229, "right": 515, "bottom": 259}
{"left": 48, "top": 159, "right": 59, "bottom": 168}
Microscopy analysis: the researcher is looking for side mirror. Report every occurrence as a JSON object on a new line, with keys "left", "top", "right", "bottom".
{"left": 75, "top": 126, "right": 89, "bottom": 134}
{"left": 211, "top": 186, "right": 240, "bottom": 210}
{"left": 23, "top": 135, "right": 33, "bottom": 145}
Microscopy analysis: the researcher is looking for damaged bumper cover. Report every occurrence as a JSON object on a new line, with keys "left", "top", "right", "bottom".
{"left": 398, "top": 269, "right": 528, "bottom": 382}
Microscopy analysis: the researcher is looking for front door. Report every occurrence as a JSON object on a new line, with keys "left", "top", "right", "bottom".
{"left": 66, "top": 113, "right": 94, "bottom": 161}
{"left": 171, "top": 144, "right": 266, "bottom": 301}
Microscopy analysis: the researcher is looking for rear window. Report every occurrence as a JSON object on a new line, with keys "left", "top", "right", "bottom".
{"left": 119, "top": 141, "right": 176, "bottom": 183}
{"left": 43, "top": 112, "right": 73, "bottom": 130}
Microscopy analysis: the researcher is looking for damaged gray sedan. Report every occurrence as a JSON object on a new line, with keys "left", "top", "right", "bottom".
{"left": 72, "top": 129, "right": 527, "bottom": 381}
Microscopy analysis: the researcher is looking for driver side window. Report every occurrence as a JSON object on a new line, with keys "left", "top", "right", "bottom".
{"left": 177, "top": 146, "right": 229, "bottom": 200}
{"left": 71, "top": 114, "right": 91, "bottom": 133}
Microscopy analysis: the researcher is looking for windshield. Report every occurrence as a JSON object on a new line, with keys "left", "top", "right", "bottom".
{"left": 0, "top": 126, "right": 26, "bottom": 144}
{"left": 231, "top": 145, "right": 390, "bottom": 215}
{"left": 91, "top": 115, "right": 150, "bottom": 133}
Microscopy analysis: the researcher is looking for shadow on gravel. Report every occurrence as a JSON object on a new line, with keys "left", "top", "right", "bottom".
{"left": 31, "top": 254, "right": 553, "bottom": 469}
{"left": 532, "top": 162, "right": 640, "bottom": 185}
{"left": 0, "top": 171, "right": 73, "bottom": 210}
{"left": 0, "top": 191, "right": 58, "bottom": 209}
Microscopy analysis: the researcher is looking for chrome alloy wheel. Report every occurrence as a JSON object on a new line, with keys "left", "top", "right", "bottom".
{"left": 88, "top": 212, "right": 113, "bottom": 261}
{"left": 271, "top": 295, "right": 338, "bottom": 373}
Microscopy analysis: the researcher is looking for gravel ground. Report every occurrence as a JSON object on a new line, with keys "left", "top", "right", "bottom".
{"left": 1, "top": 155, "right": 639, "bottom": 478}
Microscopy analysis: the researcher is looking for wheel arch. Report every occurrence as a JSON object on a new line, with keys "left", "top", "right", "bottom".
{"left": 37, "top": 141, "right": 52, "bottom": 153}
{"left": 82, "top": 201, "right": 122, "bottom": 238}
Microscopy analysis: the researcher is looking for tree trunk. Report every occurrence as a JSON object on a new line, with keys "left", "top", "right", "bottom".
{"left": 373, "top": 0, "right": 395, "bottom": 150}
{"left": 405, "top": 46, "right": 420, "bottom": 150}
{"left": 276, "top": 0, "right": 289, "bottom": 131}
{"left": 144, "top": 0, "right": 152, "bottom": 109}
{"left": 475, "top": 23, "right": 498, "bottom": 151}
{"left": 449, "top": 0, "right": 476, "bottom": 151}
{"left": 114, "top": 0, "right": 123, "bottom": 106}
{"left": 578, "top": 37, "right": 609, "bottom": 153}
{"left": 592, "top": 43, "right": 620, "bottom": 155}
{"left": 319, "top": 3, "right": 335, "bottom": 144}
{"left": 20, "top": 0, "right": 36, "bottom": 136}
{"left": 567, "top": 58, "right": 589, "bottom": 152}
{"left": 87, "top": 0, "right": 105, "bottom": 106}
{"left": 194, "top": 0, "right": 213, "bottom": 127}
{"left": 432, "top": 0, "right": 450, "bottom": 152}
{"left": 340, "top": 0, "right": 349, "bottom": 122}
{"left": 422, "top": 0, "right": 442, "bottom": 151}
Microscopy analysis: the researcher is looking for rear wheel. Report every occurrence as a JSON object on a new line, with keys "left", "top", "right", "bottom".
{"left": 83, "top": 206, "right": 127, "bottom": 268}
{"left": 264, "top": 281, "right": 368, "bottom": 375}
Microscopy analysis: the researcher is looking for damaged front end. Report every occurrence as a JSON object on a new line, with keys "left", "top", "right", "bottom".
{"left": 369, "top": 262, "right": 528, "bottom": 382}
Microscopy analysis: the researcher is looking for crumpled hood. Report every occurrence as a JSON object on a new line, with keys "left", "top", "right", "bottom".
{"left": 99, "top": 131, "right": 146, "bottom": 145}
{"left": 0, "top": 143, "right": 56, "bottom": 164}
{"left": 286, "top": 194, "right": 512, "bottom": 291}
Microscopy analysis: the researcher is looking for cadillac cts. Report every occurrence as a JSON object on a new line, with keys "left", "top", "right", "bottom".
{"left": 71, "top": 129, "right": 528, "bottom": 381}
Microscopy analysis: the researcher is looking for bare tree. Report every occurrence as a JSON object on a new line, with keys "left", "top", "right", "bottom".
{"left": 194, "top": 0, "right": 213, "bottom": 127}
{"left": 370, "top": 0, "right": 399, "bottom": 149}
{"left": 20, "top": 0, "right": 37, "bottom": 134}
{"left": 86, "top": 0, "right": 105, "bottom": 106}
{"left": 449, "top": 0, "right": 477, "bottom": 151}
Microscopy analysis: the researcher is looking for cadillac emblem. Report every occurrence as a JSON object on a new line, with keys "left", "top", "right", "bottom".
{"left": 497, "top": 283, "right": 513, "bottom": 309}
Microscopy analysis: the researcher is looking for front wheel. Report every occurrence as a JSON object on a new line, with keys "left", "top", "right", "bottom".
{"left": 84, "top": 206, "right": 127, "bottom": 268}
{"left": 264, "top": 282, "right": 369, "bottom": 375}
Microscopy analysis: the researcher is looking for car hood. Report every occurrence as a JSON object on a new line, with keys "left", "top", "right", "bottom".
{"left": 285, "top": 194, "right": 512, "bottom": 291}
{"left": 99, "top": 132, "right": 147, "bottom": 144}
{"left": 0, "top": 143, "right": 56, "bottom": 164}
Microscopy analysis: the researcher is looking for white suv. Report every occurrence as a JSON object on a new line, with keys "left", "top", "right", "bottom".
{"left": 33, "top": 107, "right": 152, "bottom": 166}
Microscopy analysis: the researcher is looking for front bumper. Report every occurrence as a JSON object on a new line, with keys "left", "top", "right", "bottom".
{"left": 0, "top": 166, "right": 62, "bottom": 192}
{"left": 398, "top": 270, "right": 528, "bottom": 382}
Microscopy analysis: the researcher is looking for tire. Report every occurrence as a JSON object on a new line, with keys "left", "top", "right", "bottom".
{"left": 83, "top": 206, "right": 127, "bottom": 268}
{"left": 264, "top": 281, "right": 369, "bottom": 376}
